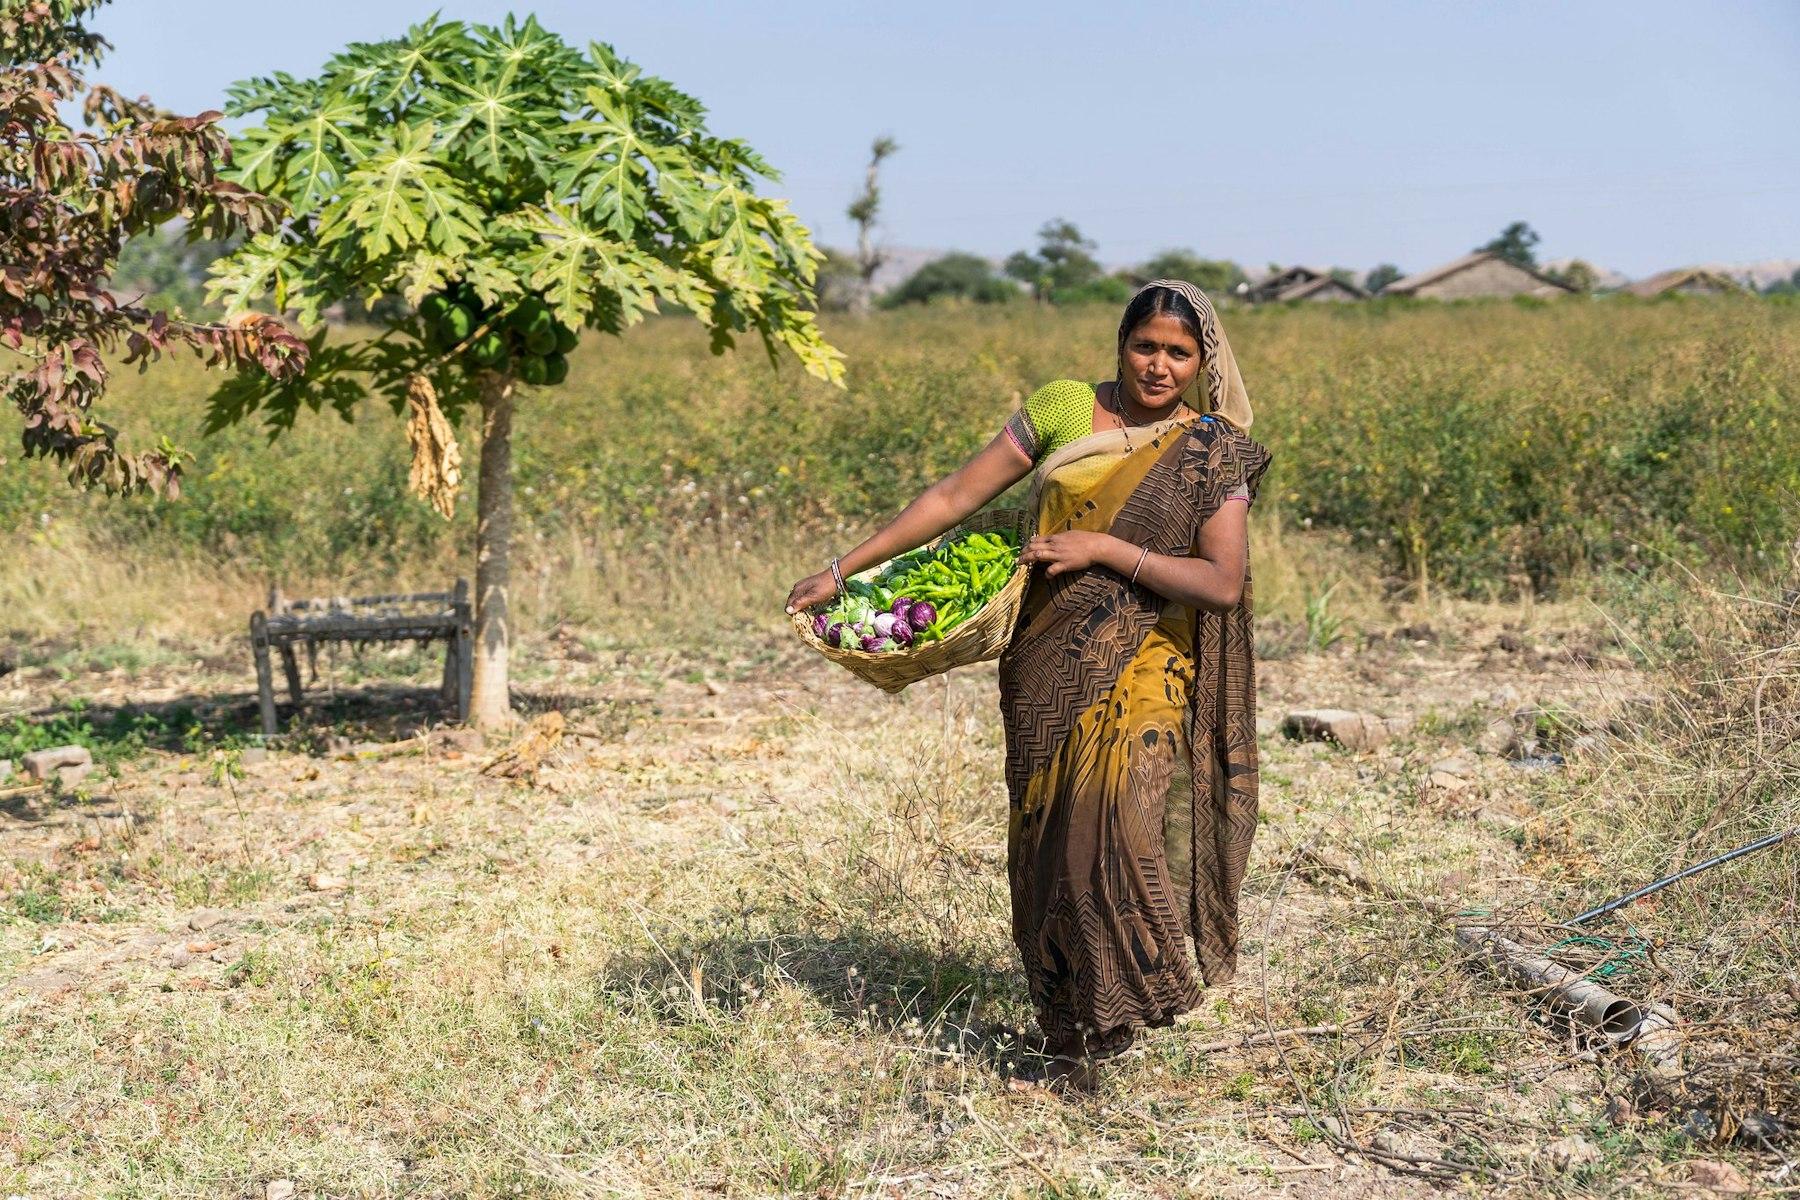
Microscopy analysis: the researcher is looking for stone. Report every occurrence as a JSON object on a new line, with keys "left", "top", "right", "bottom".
{"left": 1427, "top": 770, "right": 1472, "bottom": 794}
{"left": 22, "top": 744, "right": 93, "bottom": 783}
{"left": 239, "top": 747, "right": 269, "bottom": 766}
{"left": 1541, "top": 1134, "right": 1599, "bottom": 1171}
{"left": 306, "top": 871, "right": 348, "bottom": 892}
{"left": 0, "top": 758, "right": 12, "bottom": 783}
{"left": 1683, "top": 1160, "right": 1750, "bottom": 1193}
{"left": 1429, "top": 755, "right": 1476, "bottom": 778}
{"left": 1476, "top": 718, "right": 1519, "bottom": 756}
{"left": 266, "top": 1182, "right": 297, "bottom": 1200}
{"left": 1282, "top": 709, "right": 1396, "bottom": 752}
{"left": 187, "top": 909, "right": 226, "bottom": 932}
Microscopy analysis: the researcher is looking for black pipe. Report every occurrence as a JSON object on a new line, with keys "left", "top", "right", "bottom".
{"left": 1568, "top": 828, "right": 1799, "bottom": 927}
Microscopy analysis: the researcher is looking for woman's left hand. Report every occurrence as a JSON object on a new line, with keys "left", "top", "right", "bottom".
{"left": 1019, "top": 531, "right": 1121, "bottom": 577}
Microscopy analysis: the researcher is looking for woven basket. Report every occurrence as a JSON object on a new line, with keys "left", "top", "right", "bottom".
{"left": 791, "top": 508, "right": 1032, "bottom": 694}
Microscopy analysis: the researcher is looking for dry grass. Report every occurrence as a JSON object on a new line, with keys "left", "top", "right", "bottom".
{"left": 1, "top": 571, "right": 1775, "bottom": 1196}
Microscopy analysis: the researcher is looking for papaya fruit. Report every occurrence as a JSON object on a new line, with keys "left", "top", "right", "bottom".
{"left": 508, "top": 297, "right": 553, "bottom": 337}
{"left": 419, "top": 293, "right": 452, "bottom": 324}
{"left": 438, "top": 303, "right": 476, "bottom": 346}
{"left": 543, "top": 352, "right": 569, "bottom": 386}
{"left": 518, "top": 355, "right": 550, "bottom": 386}
{"left": 553, "top": 323, "right": 578, "bottom": 354}
{"left": 525, "top": 326, "right": 556, "bottom": 356}
{"left": 469, "top": 331, "right": 508, "bottom": 368}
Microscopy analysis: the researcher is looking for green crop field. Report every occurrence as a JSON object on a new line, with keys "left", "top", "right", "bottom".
{"left": 3, "top": 295, "right": 1794, "bottom": 637}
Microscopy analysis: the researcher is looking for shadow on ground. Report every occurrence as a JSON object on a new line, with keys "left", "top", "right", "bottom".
{"left": 596, "top": 921, "right": 1049, "bottom": 1074}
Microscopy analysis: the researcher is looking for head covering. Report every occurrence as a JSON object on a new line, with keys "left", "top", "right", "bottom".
{"left": 1117, "top": 279, "right": 1254, "bottom": 429}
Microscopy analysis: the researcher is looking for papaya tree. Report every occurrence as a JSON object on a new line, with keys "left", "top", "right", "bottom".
{"left": 202, "top": 15, "right": 845, "bottom": 728}
{"left": 2, "top": 0, "right": 307, "bottom": 498}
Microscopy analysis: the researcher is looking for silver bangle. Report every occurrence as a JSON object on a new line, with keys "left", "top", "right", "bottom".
{"left": 829, "top": 556, "right": 846, "bottom": 596}
{"left": 1130, "top": 546, "right": 1150, "bottom": 585}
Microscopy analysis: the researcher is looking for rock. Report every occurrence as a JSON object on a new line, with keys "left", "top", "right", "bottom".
{"left": 0, "top": 759, "right": 12, "bottom": 783}
{"left": 1736, "top": 1112, "right": 1784, "bottom": 1145}
{"left": 306, "top": 871, "right": 347, "bottom": 892}
{"left": 1283, "top": 709, "right": 1397, "bottom": 752}
{"left": 1476, "top": 718, "right": 1519, "bottom": 756}
{"left": 1542, "top": 1134, "right": 1600, "bottom": 1171}
{"left": 240, "top": 747, "right": 269, "bottom": 766}
{"left": 1567, "top": 734, "right": 1607, "bottom": 758}
{"left": 702, "top": 676, "right": 728, "bottom": 697}
{"left": 1427, "top": 770, "right": 1472, "bottom": 794}
{"left": 22, "top": 744, "right": 93, "bottom": 784}
{"left": 1683, "top": 1159, "right": 1750, "bottom": 1193}
{"left": 1509, "top": 754, "right": 1566, "bottom": 771}
{"left": 1429, "top": 755, "right": 1476, "bottom": 778}
{"left": 164, "top": 945, "right": 193, "bottom": 969}
{"left": 187, "top": 909, "right": 226, "bottom": 932}
{"left": 266, "top": 1182, "right": 297, "bottom": 1200}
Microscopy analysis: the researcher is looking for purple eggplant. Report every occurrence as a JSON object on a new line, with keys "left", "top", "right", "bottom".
{"left": 890, "top": 618, "right": 915, "bottom": 647}
{"left": 860, "top": 634, "right": 886, "bottom": 653}
{"left": 891, "top": 596, "right": 914, "bottom": 623}
{"left": 812, "top": 612, "right": 830, "bottom": 639}
{"left": 829, "top": 622, "right": 852, "bottom": 648}
{"left": 908, "top": 601, "right": 938, "bottom": 630}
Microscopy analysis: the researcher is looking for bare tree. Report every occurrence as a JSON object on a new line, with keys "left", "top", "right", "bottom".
{"left": 846, "top": 136, "right": 899, "bottom": 315}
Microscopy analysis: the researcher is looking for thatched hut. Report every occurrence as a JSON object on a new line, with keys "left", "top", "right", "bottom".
{"left": 1623, "top": 268, "right": 1747, "bottom": 298}
{"left": 1243, "top": 265, "right": 1365, "bottom": 304}
{"left": 1383, "top": 250, "right": 1575, "bottom": 300}
{"left": 1273, "top": 274, "right": 1367, "bottom": 302}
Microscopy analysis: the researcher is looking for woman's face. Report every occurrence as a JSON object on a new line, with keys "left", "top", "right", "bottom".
{"left": 1121, "top": 313, "right": 1204, "bottom": 411}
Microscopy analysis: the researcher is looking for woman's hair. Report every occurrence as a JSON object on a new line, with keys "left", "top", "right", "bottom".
{"left": 1116, "top": 284, "right": 1206, "bottom": 357}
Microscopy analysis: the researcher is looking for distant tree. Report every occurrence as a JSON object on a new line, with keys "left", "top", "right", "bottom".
{"left": 1005, "top": 219, "right": 1103, "bottom": 303}
{"left": 1328, "top": 267, "right": 1358, "bottom": 287}
{"left": 1546, "top": 259, "right": 1598, "bottom": 294}
{"left": 1132, "top": 249, "right": 1246, "bottom": 295}
{"left": 1048, "top": 273, "right": 1134, "bottom": 306}
{"left": 845, "top": 135, "right": 898, "bottom": 315}
{"left": 882, "top": 254, "right": 1015, "bottom": 307}
{"left": 109, "top": 227, "right": 237, "bottom": 319}
{"left": 1762, "top": 268, "right": 1800, "bottom": 296}
{"left": 1479, "top": 221, "right": 1542, "bottom": 269}
{"left": 1364, "top": 263, "right": 1403, "bottom": 294}
{"left": 1, "top": 0, "right": 307, "bottom": 498}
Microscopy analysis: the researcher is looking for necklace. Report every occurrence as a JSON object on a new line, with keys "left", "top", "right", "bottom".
{"left": 1107, "top": 380, "right": 1165, "bottom": 451}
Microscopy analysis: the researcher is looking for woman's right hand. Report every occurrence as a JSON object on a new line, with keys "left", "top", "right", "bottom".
{"left": 785, "top": 569, "right": 838, "bottom": 616}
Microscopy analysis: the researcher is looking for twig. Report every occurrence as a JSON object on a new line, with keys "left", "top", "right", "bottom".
{"left": 1188, "top": 1024, "right": 1352, "bottom": 1055}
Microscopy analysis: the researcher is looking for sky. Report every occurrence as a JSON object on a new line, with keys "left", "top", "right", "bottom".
{"left": 90, "top": 1, "right": 1800, "bottom": 279}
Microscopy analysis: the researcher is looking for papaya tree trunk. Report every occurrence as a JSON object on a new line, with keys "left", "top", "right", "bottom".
{"left": 471, "top": 371, "right": 515, "bottom": 728}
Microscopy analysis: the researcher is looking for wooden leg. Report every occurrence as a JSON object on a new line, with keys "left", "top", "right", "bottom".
{"left": 278, "top": 643, "right": 304, "bottom": 706}
{"left": 456, "top": 621, "right": 473, "bottom": 723}
{"left": 452, "top": 577, "right": 473, "bottom": 723}
{"left": 440, "top": 634, "right": 458, "bottom": 706}
{"left": 250, "top": 614, "right": 278, "bottom": 736}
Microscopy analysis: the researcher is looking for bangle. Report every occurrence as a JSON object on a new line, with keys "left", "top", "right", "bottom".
{"left": 1130, "top": 546, "right": 1150, "bottom": 585}
{"left": 829, "top": 556, "right": 846, "bottom": 597}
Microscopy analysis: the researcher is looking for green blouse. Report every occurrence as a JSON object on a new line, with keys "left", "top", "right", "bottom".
{"left": 1003, "top": 379, "right": 1252, "bottom": 504}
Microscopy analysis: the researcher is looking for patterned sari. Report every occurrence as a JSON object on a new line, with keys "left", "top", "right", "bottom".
{"left": 998, "top": 412, "right": 1272, "bottom": 1052}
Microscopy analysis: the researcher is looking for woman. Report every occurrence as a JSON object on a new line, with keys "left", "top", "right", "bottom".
{"left": 785, "top": 280, "right": 1271, "bottom": 1088}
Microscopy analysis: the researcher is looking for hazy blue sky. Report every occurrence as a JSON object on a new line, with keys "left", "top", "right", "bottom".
{"left": 91, "top": 1, "right": 1799, "bottom": 277}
